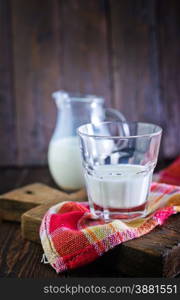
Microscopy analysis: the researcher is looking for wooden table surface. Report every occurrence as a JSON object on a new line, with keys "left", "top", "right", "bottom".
{"left": 0, "top": 161, "right": 174, "bottom": 278}
{"left": 0, "top": 166, "right": 129, "bottom": 278}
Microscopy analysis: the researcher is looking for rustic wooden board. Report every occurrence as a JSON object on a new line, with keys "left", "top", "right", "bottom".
{"left": 0, "top": 182, "right": 179, "bottom": 277}
{"left": 0, "top": 183, "right": 70, "bottom": 222}
{"left": 0, "top": 181, "right": 87, "bottom": 237}
{"left": 0, "top": 183, "right": 87, "bottom": 222}
{"left": 105, "top": 214, "right": 180, "bottom": 277}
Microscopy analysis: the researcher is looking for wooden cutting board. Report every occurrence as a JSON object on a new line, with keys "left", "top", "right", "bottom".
{"left": 0, "top": 183, "right": 87, "bottom": 221}
{"left": 0, "top": 183, "right": 179, "bottom": 277}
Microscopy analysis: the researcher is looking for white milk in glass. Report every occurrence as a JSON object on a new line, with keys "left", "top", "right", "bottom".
{"left": 85, "top": 164, "right": 152, "bottom": 213}
{"left": 48, "top": 136, "right": 84, "bottom": 190}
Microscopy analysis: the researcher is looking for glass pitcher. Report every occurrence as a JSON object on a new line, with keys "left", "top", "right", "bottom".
{"left": 48, "top": 90, "right": 126, "bottom": 191}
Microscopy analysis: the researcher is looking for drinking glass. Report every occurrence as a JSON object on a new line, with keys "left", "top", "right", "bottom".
{"left": 77, "top": 121, "right": 162, "bottom": 221}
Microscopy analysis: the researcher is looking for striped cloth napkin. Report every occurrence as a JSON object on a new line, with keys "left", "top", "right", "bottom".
{"left": 40, "top": 157, "right": 180, "bottom": 273}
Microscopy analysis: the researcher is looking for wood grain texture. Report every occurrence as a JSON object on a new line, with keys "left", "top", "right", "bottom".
{"left": 0, "top": 167, "right": 56, "bottom": 195}
{"left": 109, "top": 0, "right": 180, "bottom": 159}
{"left": 120, "top": 214, "right": 180, "bottom": 277}
{"left": 11, "top": 0, "right": 60, "bottom": 165}
{"left": 0, "top": 221, "right": 64, "bottom": 278}
{"left": 56, "top": 0, "right": 111, "bottom": 103}
{"left": 157, "top": 0, "right": 180, "bottom": 158}
{"left": 163, "top": 243, "right": 180, "bottom": 278}
{"left": 21, "top": 203, "right": 56, "bottom": 243}
{"left": 0, "top": 179, "right": 87, "bottom": 240}
{"left": 0, "top": 183, "right": 70, "bottom": 221}
{"left": 0, "top": 0, "right": 16, "bottom": 165}
{"left": 92, "top": 214, "right": 180, "bottom": 278}
{"left": 110, "top": 0, "right": 163, "bottom": 123}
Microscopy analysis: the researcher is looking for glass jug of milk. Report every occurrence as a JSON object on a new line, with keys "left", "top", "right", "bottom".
{"left": 48, "top": 90, "right": 126, "bottom": 191}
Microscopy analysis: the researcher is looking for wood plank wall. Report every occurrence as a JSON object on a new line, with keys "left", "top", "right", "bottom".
{"left": 0, "top": 0, "right": 179, "bottom": 166}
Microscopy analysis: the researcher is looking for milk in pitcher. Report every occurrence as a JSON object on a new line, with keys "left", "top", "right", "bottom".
{"left": 48, "top": 136, "right": 84, "bottom": 190}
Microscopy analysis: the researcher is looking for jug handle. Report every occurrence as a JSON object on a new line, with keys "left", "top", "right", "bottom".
{"left": 105, "top": 108, "right": 126, "bottom": 122}
{"left": 105, "top": 108, "right": 130, "bottom": 137}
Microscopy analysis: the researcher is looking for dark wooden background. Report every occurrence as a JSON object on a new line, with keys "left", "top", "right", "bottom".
{"left": 0, "top": 0, "right": 180, "bottom": 166}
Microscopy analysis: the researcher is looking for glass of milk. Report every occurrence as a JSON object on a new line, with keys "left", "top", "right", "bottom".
{"left": 48, "top": 91, "right": 126, "bottom": 191}
{"left": 77, "top": 121, "right": 162, "bottom": 221}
